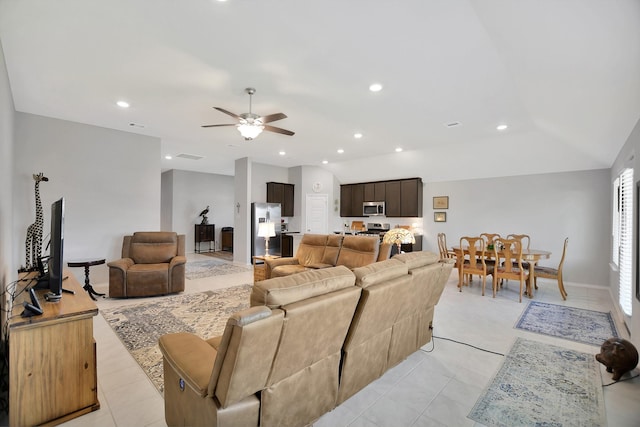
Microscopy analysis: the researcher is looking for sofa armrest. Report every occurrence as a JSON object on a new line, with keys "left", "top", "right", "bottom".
{"left": 159, "top": 332, "right": 217, "bottom": 397}
{"left": 107, "top": 258, "right": 134, "bottom": 273}
{"left": 265, "top": 257, "right": 300, "bottom": 279}
{"left": 170, "top": 255, "right": 187, "bottom": 268}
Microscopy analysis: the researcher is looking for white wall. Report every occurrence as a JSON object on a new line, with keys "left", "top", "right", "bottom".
{"left": 423, "top": 169, "right": 610, "bottom": 287}
{"left": 0, "top": 40, "right": 15, "bottom": 329}
{"left": 610, "top": 117, "right": 640, "bottom": 344}
{"left": 162, "top": 169, "right": 234, "bottom": 253}
{"left": 13, "top": 113, "right": 161, "bottom": 285}
{"left": 251, "top": 162, "right": 288, "bottom": 205}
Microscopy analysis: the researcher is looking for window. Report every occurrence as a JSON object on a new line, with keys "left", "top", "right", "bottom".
{"left": 613, "top": 168, "right": 633, "bottom": 316}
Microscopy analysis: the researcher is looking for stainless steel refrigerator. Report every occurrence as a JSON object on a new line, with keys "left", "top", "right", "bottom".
{"left": 251, "top": 202, "right": 282, "bottom": 257}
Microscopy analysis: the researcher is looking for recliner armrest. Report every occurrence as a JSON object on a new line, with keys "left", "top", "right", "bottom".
{"left": 107, "top": 258, "right": 134, "bottom": 272}
{"left": 159, "top": 332, "right": 217, "bottom": 398}
{"left": 265, "top": 257, "right": 300, "bottom": 279}
{"left": 169, "top": 255, "right": 187, "bottom": 268}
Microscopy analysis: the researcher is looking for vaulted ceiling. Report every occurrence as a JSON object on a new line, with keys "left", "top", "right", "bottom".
{"left": 1, "top": 0, "right": 639, "bottom": 183}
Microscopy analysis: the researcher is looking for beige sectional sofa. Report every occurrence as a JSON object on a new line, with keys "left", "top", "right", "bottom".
{"left": 159, "top": 251, "right": 454, "bottom": 427}
{"left": 264, "top": 233, "right": 392, "bottom": 279}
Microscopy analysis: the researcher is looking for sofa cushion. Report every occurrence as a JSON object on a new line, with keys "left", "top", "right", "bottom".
{"left": 295, "top": 234, "right": 329, "bottom": 267}
{"left": 321, "top": 234, "right": 344, "bottom": 265}
{"left": 392, "top": 251, "right": 439, "bottom": 269}
{"left": 336, "top": 236, "right": 380, "bottom": 269}
{"left": 352, "top": 258, "right": 408, "bottom": 289}
{"left": 250, "top": 265, "right": 356, "bottom": 308}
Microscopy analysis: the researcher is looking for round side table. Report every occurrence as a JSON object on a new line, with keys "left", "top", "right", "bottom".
{"left": 67, "top": 258, "right": 106, "bottom": 300}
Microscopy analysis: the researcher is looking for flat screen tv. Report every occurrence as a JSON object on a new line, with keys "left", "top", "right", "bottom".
{"left": 46, "top": 197, "right": 64, "bottom": 300}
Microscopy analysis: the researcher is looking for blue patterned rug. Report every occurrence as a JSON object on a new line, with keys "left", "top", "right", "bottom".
{"left": 469, "top": 338, "right": 606, "bottom": 427}
{"left": 515, "top": 301, "right": 618, "bottom": 346}
{"left": 185, "top": 259, "right": 251, "bottom": 280}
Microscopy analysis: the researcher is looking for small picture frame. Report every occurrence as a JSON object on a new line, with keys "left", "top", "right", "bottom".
{"left": 433, "top": 196, "right": 449, "bottom": 209}
{"left": 434, "top": 212, "right": 447, "bottom": 222}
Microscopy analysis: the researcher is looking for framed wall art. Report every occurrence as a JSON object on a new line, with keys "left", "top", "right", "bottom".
{"left": 433, "top": 196, "right": 449, "bottom": 209}
{"left": 434, "top": 212, "right": 446, "bottom": 222}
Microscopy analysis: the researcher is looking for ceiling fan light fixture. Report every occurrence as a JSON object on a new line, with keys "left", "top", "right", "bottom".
{"left": 237, "top": 123, "right": 264, "bottom": 140}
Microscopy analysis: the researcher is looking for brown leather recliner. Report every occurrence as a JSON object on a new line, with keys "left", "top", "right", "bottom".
{"left": 108, "top": 231, "right": 186, "bottom": 298}
{"left": 159, "top": 306, "right": 284, "bottom": 427}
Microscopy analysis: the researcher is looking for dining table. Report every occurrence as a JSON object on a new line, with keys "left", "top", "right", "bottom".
{"left": 451, "top": 246, "right": 551, "bottom": 298}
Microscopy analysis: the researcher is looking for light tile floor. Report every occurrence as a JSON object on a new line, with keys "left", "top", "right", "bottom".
{"left": 23, "top": 254, "right": 640, "bottom": 426}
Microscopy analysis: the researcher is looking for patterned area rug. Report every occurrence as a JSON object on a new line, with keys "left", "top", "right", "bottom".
{"left": 469, "top": 338, "right": 606, "bottom": 427}
{"left": 202, "top": 250, "right": 233, "bottom": 262}
{"left": 101, "top": 284, "right": 252, "bottom": 393}
{"left": 185, "top": 259, "right": 251, "bottom": 280}
{"left": 515, "top": 301, "right": 619, "bottom": 346}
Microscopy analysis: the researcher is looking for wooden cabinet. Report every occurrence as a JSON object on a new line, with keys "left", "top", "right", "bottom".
{"left": 400, "top": 178, "right": 423, "bottom": 217}
{"left": 267, "top": 182, "right": 295, "bottom": 217}
{"left": 364, "top": 182, "right": 386, "bottom": 202}
{"left": 340, "top": 178, "right": 422, "bottom": 218}
{"left": 9, "top": 271, "right": 99, "bottom": 426}
{"left": 221, "top": 227, "right": 233, "bottom": 252}
{"left": 340, "top": 185, "right": 352, "bottom": 217}
{"left": 195, "top": 224, "right": 215, "bottom": 253}
{"left": 385, "top": 181, "right": 402, "bottom": 217}
{"left": 282, "top": 234, "right": 293, "bottom": 257}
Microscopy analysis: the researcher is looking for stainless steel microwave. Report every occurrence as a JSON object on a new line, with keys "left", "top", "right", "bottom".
{"left": 363, "top": 201, "right": 385, "bottom": 216}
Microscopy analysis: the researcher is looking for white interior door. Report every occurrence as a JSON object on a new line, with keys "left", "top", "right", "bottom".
{"left": 305, "top": 194, "right": 328, "bottom": 234}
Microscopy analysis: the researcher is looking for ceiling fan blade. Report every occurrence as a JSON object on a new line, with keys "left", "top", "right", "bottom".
{"left": 201, "top": 123, "right": 237, "bottom": 128}
{"left": 213, "top": 107, "right": 241, "bottom": 119}
{"left": 261, "top": 112, "right": 287, "bottom": 123}
{"left": 264, "top": 125, "right": 295, "bottom": 136}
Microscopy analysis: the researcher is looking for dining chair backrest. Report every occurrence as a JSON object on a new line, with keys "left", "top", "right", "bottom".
{"left": 494, "top": 237, "right": 522, "bottom": 272}
{"left": 437, "top": 233, "right": 448, "bottom": 259}
{"left": 480, "top": 233, "right": 500, "bottom": 246}
{"left": 557, "top": 237, "right": 568, "bottom": 273}
{"left": 460, "top": 236, "right": 486, "bottom": 269}
{"left": 507, "top": 234, "right": 530, "bottom": 251}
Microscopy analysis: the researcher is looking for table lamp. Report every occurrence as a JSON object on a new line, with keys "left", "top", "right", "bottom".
{"left": 257, "top": 222, "right": 276, "bottom": 256}
{"left": 383, "top": 228, "right": 415, "bottom": 254}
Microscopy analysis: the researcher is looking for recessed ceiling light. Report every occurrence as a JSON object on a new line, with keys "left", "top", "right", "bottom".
{"left": 164, "top": 155, "right": 172, "bottom": 160}
{"left": 279, "top": 151, "right": 286, "bottom": 156}
{"left": 322, "top": 160, "right": 329, "bottom": 164}
{"left": 354, "top": 133, "right": 363, "bottom": 139}
{"left": 496, "top": 124, "right": 508, "bottom": 131}
{"left": 117, "top": 101, "right": 130, "bottom": 108}
{"left": 369, "top": 83, "right": 383, "bottom": 92}
{"left": 395, "top": 147, "right": 403, "bottom": 152}
{"left": 337, "top": 149, "right": 344, "bottom": 154}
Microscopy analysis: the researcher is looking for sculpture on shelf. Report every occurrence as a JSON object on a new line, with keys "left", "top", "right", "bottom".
{"left": 198, "top": 205, "right": 210, "bottom": 225}
{"left": 24, "top": 172, "right": 49, "bottom": 271}
{"left": 596, "top": 337, "right": 638, "bottom": 381}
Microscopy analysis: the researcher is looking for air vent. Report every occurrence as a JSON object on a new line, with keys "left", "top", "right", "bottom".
{"left": 445, "top": 121, "right": 461, "bottom": 128}
{"left": 176, "top": 153, "right": 204, "bottom": 160}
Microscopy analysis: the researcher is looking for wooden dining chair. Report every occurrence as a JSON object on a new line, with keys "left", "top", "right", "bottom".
{"left": 492, "top": 237, "right": 529, "bottom": 302}
{"left": 458, "top": 236, "right": 491, "bottom": 296}
{"left": 534, "top": 237, "right": 568, "bottom": 300}
{"left": 480, "top": 233, "right": 501, "bottom": 267}
{"left": 507, "top": 234, "right": 531, "bottom": 268}
{"left": 437, "top": 233, "right": 457, "bottom": 260}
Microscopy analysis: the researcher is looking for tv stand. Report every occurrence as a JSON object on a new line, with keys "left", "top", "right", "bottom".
{"left": 10, "top": 270, "right": 100, "bottom": 426}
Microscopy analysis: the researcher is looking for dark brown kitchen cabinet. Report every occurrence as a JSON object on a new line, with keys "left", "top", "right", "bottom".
{"left": 364, "top": 182, "right": 386, "bottom": 202}
{"left": 267, "top": 182, "right": 294, "bottom": 217}
{"left": 340, "top": 185, "right": 352, "bottom": 217}
{"left": 400, "top": 178, "right": 423, "bottom": 217}
{"left": 341, "top": 178, "right": 422, "bottom": 218}
{"left": 351, "top": 184, "right": 364, "bottom": 217}
{"left": 385, "top": 181, "right": 401, "bottom": 217}
{"left": 282, "top": 234, "right": 293, "bottom": 257}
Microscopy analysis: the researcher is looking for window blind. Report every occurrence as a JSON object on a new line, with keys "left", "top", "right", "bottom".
{"left": 612, "top": 177, "right": 620, "bottom": 266}
{"left": 619, "top": 168, "right": 633, "bottom": 316}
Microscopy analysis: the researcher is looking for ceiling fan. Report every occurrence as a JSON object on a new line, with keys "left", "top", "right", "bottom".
{"left": 202, "top": 87, "right": 295, "bottom": 140}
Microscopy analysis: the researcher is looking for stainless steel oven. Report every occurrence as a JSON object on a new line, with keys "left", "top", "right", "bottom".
{"left": 363, "top": 201, "right": 385, "bottom": 216}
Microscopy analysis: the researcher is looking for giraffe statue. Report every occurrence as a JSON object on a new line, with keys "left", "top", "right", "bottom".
{"left": 25, "top": 172, "right": 49, "bottom": 271}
